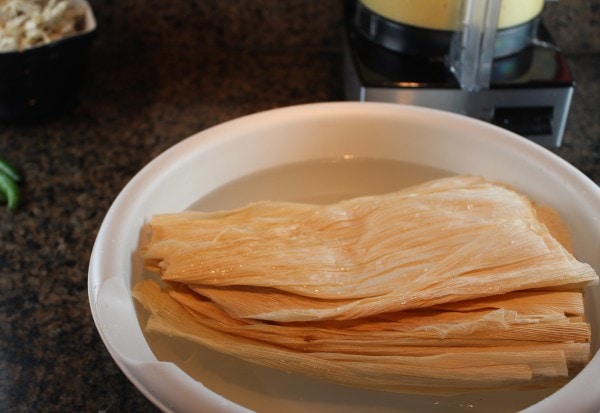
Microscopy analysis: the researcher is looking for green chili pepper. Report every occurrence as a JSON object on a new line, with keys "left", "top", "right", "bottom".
{"left": 0, "top": 171, "right": 19, "bottom": 211}
{"left": 0, "top": 157, "right": 20, "bottom": 182}
{"left": 0, "top": 157, "right": 20, "bottom": 211}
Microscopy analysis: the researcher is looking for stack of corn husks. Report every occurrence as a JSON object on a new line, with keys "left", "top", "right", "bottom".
{"left": 133, "top": 175, "right": 598, "bottom": 395}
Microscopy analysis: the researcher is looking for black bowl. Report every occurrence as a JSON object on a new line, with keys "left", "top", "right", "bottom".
{"left": 0, "top": 0, "right": 96, "bottom": 122}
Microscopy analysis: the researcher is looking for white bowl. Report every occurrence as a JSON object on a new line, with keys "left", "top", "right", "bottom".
{"left": 88, "top": 102, "right": 600, "bottom": 413}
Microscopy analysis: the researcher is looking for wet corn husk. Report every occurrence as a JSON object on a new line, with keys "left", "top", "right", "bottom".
{"left": 133, "top": 175, "right": 599, "bottom": 394}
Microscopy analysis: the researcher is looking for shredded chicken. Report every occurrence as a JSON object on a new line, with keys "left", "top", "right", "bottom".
{"left": 0, "top": 0, "right": 86, "bottom": 52}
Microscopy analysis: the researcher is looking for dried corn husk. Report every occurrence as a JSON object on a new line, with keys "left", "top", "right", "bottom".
{"left": 133, "top": 175, "right": 599, "bottom": 394}
{"left": 132, "top": 280, "right": 588, "bottom": 394}
{"left": 141, "top": 175, "right": 597, "bottom": 322}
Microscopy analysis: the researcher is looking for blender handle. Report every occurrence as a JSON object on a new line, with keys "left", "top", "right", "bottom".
{"left": 449, "top": 0, "right": 503, "bottom": 92}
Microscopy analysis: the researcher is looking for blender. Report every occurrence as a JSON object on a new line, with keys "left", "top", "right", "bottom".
{"left": 344, "top": 0, "right": 574, "bottom": 147}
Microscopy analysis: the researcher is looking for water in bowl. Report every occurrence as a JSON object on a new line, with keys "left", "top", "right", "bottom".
{"left": 140, "top": 157, "right": 559, "bottom": 413}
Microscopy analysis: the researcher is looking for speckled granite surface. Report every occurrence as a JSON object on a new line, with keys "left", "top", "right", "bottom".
{"left": 0, "top": 1, "right": 598, "bottom": 412}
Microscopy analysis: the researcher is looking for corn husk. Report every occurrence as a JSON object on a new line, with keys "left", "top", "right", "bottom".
{"left": 133, "top": 175, "right": 598, "bottom": 394}
{"left": 133, "top": 280, "right": 589, "bottom": 394}
{"left": 141, "top": 175, "right": 597, "bottom": 322}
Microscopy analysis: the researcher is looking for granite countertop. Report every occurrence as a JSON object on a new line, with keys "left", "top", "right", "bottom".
{"left": 0, "top": 1, "right": 598, "bottom": 412}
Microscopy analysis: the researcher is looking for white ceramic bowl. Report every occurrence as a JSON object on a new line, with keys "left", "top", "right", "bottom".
{"left": 88, "top": 102, "right": 600, "bottom": 413}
